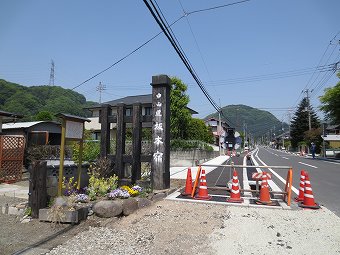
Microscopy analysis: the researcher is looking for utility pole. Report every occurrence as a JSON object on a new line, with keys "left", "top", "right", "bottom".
{"left": 303, "top": 89, "right": 312, "bottom": 130}
{"left": 48, "top": 60, "right": 55, "bottom": 86}
{"left": 218, "top": 110, "right": 222, "bottom": 156}
{"left": 96, "top": 82, "right": 106, "bottom": 104}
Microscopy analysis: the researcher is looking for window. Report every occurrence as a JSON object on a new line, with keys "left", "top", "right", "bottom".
{"left": 144, "top": 107, "right": 152, "bottom": 116}
{"left": 126, "top": 108, "right": 132, "bottom": 116}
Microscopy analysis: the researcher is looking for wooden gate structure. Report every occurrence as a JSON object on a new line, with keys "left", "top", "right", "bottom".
{"left": 100, "top": 75, "right": 170, "bottom": 190}
{"left": 0, "top": 135, "right": 25, "bottom": 183}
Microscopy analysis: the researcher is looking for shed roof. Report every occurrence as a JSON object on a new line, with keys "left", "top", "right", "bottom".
{"left": 0, "top": 110, "right": 23, "bottom": 123}
{"left": 2, "top": 121, "right": 59, "bottom": 129}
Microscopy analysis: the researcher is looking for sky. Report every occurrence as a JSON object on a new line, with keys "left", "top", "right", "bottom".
{"left": 0, "top": 0, "right": 339, "bottom": 124}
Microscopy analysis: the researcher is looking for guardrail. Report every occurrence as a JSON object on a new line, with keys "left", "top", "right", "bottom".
{"left": 196, "top": 164, "right": 293, "bottom": 206}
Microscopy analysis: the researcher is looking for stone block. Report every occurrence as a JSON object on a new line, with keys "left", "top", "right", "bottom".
{"left": 93, "top": 200, "right": 123, "bottom": 218}
{"left": 39, "top": 206, "right": 89, "bottom": 224}
{"left": 136, "top": 197, "right": 153, "bottom": 208}
{"left": 122, "top": 198, "right": 138, "bottom": 216}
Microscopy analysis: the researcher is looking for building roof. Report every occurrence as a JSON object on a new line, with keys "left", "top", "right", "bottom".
{"left": 323, "top": 135, "right": 340, "bottom": 141}
{"left": 88, "top": 94, "right": 198, "bottom": 114}
{"left": 0, "top": 110, "right": 24, "bottom": 123}
{"left": 2, "top": 121, "right": 59, "bottom": 129}
{"left": 104, "top": 94, "right": 152, "bottom": 106}
{"left": 326, "top": 124, "right": 340, "bottom": 130}
{"left": 56, "top": 113, "right": 91, "bottom": 122}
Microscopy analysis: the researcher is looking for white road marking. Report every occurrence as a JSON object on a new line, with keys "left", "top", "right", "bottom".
{"left": 282, "top": 157, "right": 289, "bottom": 160}
{"left": 298, "top": 162, "right": 318, "bottom": 169}
{"left": 242, "top": 156, "right": 251, "bottom": 197}
{"left": 251, "top": 149, "right": 283, "bottom": 193}
{"left": 274, "top": 154, "right": 279, "bottom": 156}
{"left": 255, "top": 148, "right": 299, "bottom": 195}
{"left": 323, "top": 161, "right": 340, "bottom": 166}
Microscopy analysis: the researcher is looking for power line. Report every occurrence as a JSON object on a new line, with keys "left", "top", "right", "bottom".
{"left": 187, "top": 0, "right": 251, "bottom": 15}
{"left": 187, "top": 64, "right": 334, "bottom": 87}
{"left": 144, "top": 0, "right": 219, "bottom": 111}
{"left": 285, "top": 32, "right": 340, "bottom": 121}
{"left": 71, "top": 0, "right": 251, "bottom": 91}
{"left": 178, "top": 0, "right": 213, "bottom": 81}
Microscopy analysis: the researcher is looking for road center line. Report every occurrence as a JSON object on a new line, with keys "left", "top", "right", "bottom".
{"left": 252, "top": 149, "right": 283, "bottom": 193}
{"left": 282, "top": 157, "right": 289, "bottom": 160}
{"left": 298, "top": 162, "right": 318, "bottom": 168}
{"left": 242, "top": 156, "right": 251, "bottom": 197}
{"left": 255, "top": 148, "right": 299, "bottom": 195}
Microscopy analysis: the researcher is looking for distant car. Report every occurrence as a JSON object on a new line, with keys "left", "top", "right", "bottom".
{"left": 244, "top": 146, "right": 249, "bottom": 151}
{"left": 246, "top": 153, "right": 251, "bottom": 160}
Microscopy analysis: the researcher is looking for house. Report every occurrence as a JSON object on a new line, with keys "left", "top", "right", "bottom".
{"left": 85, "top": 94, "right": 198, "bottom": 140}
{"left": 323, "top": 124, "right": 340, "bottom": 149}
{"left": 2, "top": 121, "right": 61, "bottom": 146}
{"left": 0, "top": 110, "right": 23, "bottom": 134}
{"left": 326, "top": 124, "right": 340, "bottom": 135}
{"left": 204, "top": 118, "right": 230, "bottom": 146}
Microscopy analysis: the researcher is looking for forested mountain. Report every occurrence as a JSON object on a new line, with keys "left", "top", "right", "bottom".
{"left": 206, "top": 104, "right": 289, "bottom": 138}
{"left": 0, "top": 79, "right": 97, "bottom": 121}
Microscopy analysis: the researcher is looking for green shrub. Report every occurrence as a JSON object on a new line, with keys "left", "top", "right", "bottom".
{"left": 72, "top": 140, "right": 100, "bottom": 162}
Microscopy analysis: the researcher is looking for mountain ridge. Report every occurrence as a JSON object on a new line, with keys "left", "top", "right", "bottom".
{"left": 206, "top": 104, "right": 288, "bottom": 138}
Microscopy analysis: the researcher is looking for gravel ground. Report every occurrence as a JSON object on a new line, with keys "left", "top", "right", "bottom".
{"left": 47, "top": 199, "right": 340, "bottom": 255}
{"left": 1, "top": 185, "right": 340, "bottom": 255}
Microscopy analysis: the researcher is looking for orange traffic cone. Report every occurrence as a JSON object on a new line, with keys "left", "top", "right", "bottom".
{"left": 255, "top": 172, "right": 273, "bottom": 205}
{"left": 227, "top": 169, "right": 243, "bottom": 203}
{"left": 181, "top": 168, "right": 193, "bottom": 196}
{"left": 294, "top": 170, "right": 306, "bottom": 202}
{"left": 194, "top": 169, "right": 211, "bottom": 200}
{"left": 299, "top": 172, "right": 320, "bottom": 209}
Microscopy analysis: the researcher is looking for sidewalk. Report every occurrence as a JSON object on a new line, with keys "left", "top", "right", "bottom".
{"left": 0, "top": 155, "right": 230, "bottom": 200}
{"left": 170, "top": 155, "right": 229, "bottom": 180}
{"left": 0, "top": 181, "right": 29, "bottom": 199}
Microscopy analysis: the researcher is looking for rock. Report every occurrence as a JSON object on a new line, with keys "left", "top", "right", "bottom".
{"left": 21, "top": 216, "right": 32, "bottom": 223}
{"left": 136, "top": 198, "right": 153, "bottom": 208}
{"left": 122, "top": 198, "right": 138, "bottom": 216}
{"left": 151, "top": 193, "right": 166, "bottom": 202}
{"left": 93, "top": 200, "right": 123, "bottom": 218}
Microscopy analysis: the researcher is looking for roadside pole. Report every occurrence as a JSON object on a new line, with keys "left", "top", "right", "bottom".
{"left": 219, "top": 110, "right": 222, "bottom": 156}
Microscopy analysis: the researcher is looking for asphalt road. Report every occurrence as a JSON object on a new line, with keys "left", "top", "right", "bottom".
{"left": 254, "top": 146, "right": 340, "bottom": 217}
{"left": 206, "top": 152, "right": 250, "bottom": 196}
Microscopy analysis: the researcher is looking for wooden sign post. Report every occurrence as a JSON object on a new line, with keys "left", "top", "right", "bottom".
{"left": 56, "top": 113, "right": 90, "bottom": 196}
{"left": 151, "top": 75, "right": 171, "bottom": 190}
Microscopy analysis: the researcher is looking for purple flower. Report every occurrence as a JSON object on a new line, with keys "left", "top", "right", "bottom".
{"left": 75, "top": 193, "right": 89, "bottom": 202}
{"left": 132, "top": 185, "right": 143, "bottom": 192}
{"left": 107, "top": 189, "right": 130, "bottom": 199}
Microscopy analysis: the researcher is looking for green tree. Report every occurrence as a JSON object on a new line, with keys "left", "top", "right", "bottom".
{"left": 3, "top": 91, "right": 41, "bottom": 121}
{"left": 290, "top": 97, "right": 320, "bottom": 149}
{"left": 320, "top": 72, "right": 340, "bottom": 124}
{"left": 170, "top": 77, "right": 191, "bottom": 139}
{"left": 0, "top": 79, "right": 93, "bottom": 120}
{"left": 186, "top": 118, "right": 214, "bottom": 143}
{"left": 304, "top": 128, "right": 323, "bottom": 154}
{"left": 35, "top": 111, "right": 54, "bottom": 121}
